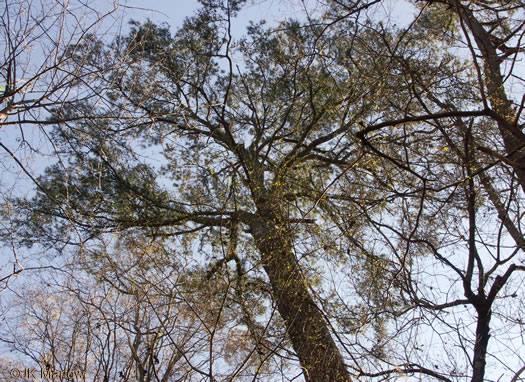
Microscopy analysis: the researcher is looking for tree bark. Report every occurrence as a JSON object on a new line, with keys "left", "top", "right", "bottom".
{"left": 447, "top": 0, "right": 525, "bottom": 193}
{"left": 472, "top": 306, "right": 491, "bottom": 382}
{"left": 249, "top": 209, "right": 351, "bottom": 381}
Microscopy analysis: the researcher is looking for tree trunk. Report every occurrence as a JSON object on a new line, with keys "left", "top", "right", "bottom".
{"left": 249, "top": 211, "right": 351, "bottom": 381}
{"left": 448, "top": 0, "right": 525, "bottom": 193}
{"left": 472, "top": 306, "right": 491, "bottom": 382}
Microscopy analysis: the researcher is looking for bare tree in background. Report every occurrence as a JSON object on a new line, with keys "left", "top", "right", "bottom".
{"left": 0, "top": 230, "right": 291, "bottom": 380}
{"left": 0, "top": 0, "right": 119, "bottom": 290}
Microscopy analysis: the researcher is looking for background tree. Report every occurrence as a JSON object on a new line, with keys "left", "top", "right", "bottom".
{"left": 0, "top": 0, "right": 119, "bottom": 291}
{"left": 0, "top": 235, "right": 262, "bottom": 381}
{"left": 325, "top": 1, "right": 525, "bottom": 380}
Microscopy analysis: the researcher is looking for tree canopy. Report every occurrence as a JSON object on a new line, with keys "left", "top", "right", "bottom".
{"left": 1, "top": 1, "right": 524, "bottom": 381}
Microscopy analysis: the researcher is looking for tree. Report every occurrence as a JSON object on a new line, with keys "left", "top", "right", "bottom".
{"left": 2, "top": 3, "right": 385, "bottom": 379}
{"left": 443, "top": 0, "right": 525, "bottom": 193}
{"left": 0, "top": 236, "right": 249, "bottom": 381}
{"left": 354, "top": 0, "right": 525, "bottom": 191}
{"left": 1, "top": 0, "right": 524, "bottom": 381}
{"left": 0, "top": 0, "right": 119, "bottom": 291}
{"left": 0, "top": 0, "right": 119, "bottom": 129}
{"left": 324, "top": 1, "right": 525, "bottom": 380}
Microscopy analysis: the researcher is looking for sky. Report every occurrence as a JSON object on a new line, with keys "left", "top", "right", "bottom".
{"left": 119, "top": 0, "right": 415, "bottom": 32}
{"left": 1, "top": 1, "right": 524, "bottom": 380}
{"left": 8, "top": 1, "right": 523, "bottom": 379}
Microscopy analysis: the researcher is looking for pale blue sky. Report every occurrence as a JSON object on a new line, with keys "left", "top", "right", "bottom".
{"left": 1, "top": 1, "right": 523, "bottom": 380}
{"left": 119, "top": 0, "right": 415, "bottom": 33}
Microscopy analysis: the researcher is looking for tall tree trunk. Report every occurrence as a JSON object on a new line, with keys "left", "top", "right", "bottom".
{"left": 448, "top": 0, "right": 525, "bottom": 193}
{"left": 249, "top": 210, "right": 351, "bottom": 381}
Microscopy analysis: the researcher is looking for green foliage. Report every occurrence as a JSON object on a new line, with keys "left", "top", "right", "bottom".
{"left": 2, "top": 0, "right": 524, "bottom": 380}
